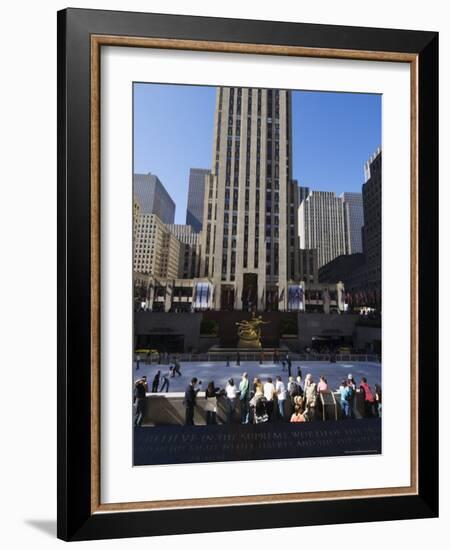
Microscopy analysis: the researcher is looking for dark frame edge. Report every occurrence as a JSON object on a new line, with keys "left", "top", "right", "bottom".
{"left": 57, "top": 7, "right": 68, "bottom": 542}
{"left": 69, "top": 494, "right": 437, "bottom": 542}
{"left": 417, "top": 32, "right": 439, "bottom": 518}
{"left": 57, "top": 7, "right": 94, "bottom": 541}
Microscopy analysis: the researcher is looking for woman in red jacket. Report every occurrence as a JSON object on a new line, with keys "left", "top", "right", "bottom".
{"left": 359, "top": 377, "right": 375, "bottom": 418}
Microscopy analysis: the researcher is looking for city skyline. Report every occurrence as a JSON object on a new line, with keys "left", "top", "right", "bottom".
{"left": 134, "top": 83, "right": 381, "bottom": 224}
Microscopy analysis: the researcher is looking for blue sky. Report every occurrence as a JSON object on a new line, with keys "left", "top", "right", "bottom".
{"left": 134, "top": 83, "right": 381, "bottom": 224}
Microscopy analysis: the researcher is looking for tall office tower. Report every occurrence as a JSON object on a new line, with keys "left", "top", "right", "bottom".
{"left": 200, "top": 87, "right": 299, "bottom": 311}
{"left": 186, "top": 168, "right": 210, "bottom": 232}
{"left": 341, "top": 192, "right": 364, "bottom": 254}
{"left": 297, "top": 184, "right": 311, "bottom": 259}
{"left": 166, "top": 224, "right": 201, "bottom": 279}
{"left": 134, "top": 213, "right": 181, "bottom": 278}
{"left": 298, "top": 191, "right": 348, "bottom": 269}
{"left": 133, "top": 173, "right": 176, "bottom": 224}
{"left": 298, "top": 185, "right": 310, "bottom": 205}
{"left": 362, "top": 148, "right": 382, "bottom": 288}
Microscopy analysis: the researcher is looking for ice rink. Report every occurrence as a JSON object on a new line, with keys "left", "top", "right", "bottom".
{"left": 133, "top": 360, "right": 381, "bottom": 393}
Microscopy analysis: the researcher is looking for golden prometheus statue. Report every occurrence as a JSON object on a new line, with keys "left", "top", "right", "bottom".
{"left": 235, "top": 312, "right": 270, "bottom": 349}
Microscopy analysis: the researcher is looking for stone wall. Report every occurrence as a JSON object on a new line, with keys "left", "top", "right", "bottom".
{"left": 354, "top": 325, "right": 382, "bottom": 353}
{"left": 296, "top": 313, "right": 359, "bottom": 349}
{"left": 139, "top": 390, "right": 367, "bottom": 426}
{"left": 134, "top": 311, "right": 380, "bottom": 354}
{"left": 134, "top": 311, "right": 203, "bottom": 352}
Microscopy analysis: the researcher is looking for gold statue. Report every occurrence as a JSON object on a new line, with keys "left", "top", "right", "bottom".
{"left": 236, "top": 312, "right": 270, "bottom": 349}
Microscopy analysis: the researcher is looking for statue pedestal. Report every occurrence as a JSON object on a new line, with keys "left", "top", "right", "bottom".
{"left": 207, "top": 345, "right": 289, "bottom": 360}
{"left": 237, "top": 339, "right": 262, "bottom": 349}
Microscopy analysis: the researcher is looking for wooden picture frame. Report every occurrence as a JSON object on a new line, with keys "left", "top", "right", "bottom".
{"left": 57, "top": 8, "right": 438, "bottom": 541}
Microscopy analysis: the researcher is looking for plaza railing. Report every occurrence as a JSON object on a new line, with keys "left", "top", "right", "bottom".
{"left": 140, "top": 353, "right": 381, "bottom": 364}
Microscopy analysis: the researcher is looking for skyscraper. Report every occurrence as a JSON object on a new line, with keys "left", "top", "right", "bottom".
{"left": 186, "top": 168, "right": 210, "bottom": 232}
{"left": 298, "top": 185, "right": 310, "bottom": 205}
{"left": 133, "top": 173, "right": 176, "bottom": 224}
{"left": 341, "top": 192, "right": 364, "bottom": 254}
{"left": 298, "top": 191, "right": 348, "bottom": 269}
{"left": 200, "top": 87, "right": 299, "bottom": 311}
{"left": 133, "top": 213, "right": 181, "bottom": 278}
{"left": 362, "top": 148, "right": 382, "bottom": 289}
{"left": 166, "top": 224, "right": 201, "bottom": 279}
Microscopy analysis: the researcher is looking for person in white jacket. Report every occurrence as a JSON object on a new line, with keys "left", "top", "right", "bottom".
{"left": 275, "top": 376, "right": 287, "bottom": 421}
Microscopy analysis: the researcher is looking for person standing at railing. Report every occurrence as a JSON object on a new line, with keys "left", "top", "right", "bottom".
{"left": 296, "top": 371, "right": 303, "bottom": 394}
{"left": 184, "top": 377, "right": 201, "bottom": 426}
{"left": 225, "top": 378, "right": 238, "bottom": 423}
{"left": 346, "top": 374, "right": 356, "bottom": 416}
{"left": 251, "top": 377, "right": 263, "bottom": 399}
{"left": 347, "top": 374, "right": 356, "bottom": 391}
{"left": 275, "top": 376, "right": 287, "bottom": 421}
{"left": 263, "top": 377, "right": 276, "bottom": 421}
{"left": 359, "top": 377, "right": 376, "bottom": 417}
{"left": 374, "top": 384, "right": 382, "bottom": 418}
{"left": 304, "top": 374, "right": 318, "bottom": 421}
{"left": 239, "top": 372, "right": 250, "bottom": 424}
{"left": 249, "top": 378, "right": 263, "bottom": 423}
{"left": 133, "top": 376, "right": 148, "bottom": 427}
{"left": 339, "top": 380, "right": 352, "bottom": 419}
{"left": 287, "top": 376, "right": 301, "bottom": 408}
{"left": 205, "top": 381, "right": 220, "bottom": 425}
{"left": 317, "top": 376, "right": 328, "bottom": 392}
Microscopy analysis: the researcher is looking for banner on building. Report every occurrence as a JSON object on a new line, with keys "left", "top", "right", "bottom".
{"left": 192, "top": 282, "right": 214, "bottom": 311}
{"left": 287, "top": 284, "right": 304, "bottom": 311}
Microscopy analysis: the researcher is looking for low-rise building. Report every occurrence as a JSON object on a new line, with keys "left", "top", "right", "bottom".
{"left": 134, "top": 273, "right": 345, "bottom": 314}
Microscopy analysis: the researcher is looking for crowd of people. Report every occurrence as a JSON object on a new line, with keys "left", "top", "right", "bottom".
{"left": 133, "top": 369, "right": 381, "bottom": 427}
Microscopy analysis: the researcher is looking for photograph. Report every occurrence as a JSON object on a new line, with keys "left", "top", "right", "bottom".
{"left": 132, "top": 83, "right": 383, "bottom": 466}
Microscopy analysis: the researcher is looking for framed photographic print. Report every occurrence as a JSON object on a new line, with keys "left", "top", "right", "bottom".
{"left": 57, "top": 8, "right": 439, "bottom": 541}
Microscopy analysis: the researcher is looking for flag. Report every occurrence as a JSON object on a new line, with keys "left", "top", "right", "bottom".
{"left": 191, "top": 283, "right": 197, "bottom": 312}
{"left": 247, "top": 286, "right": 252, "bottom": 304}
